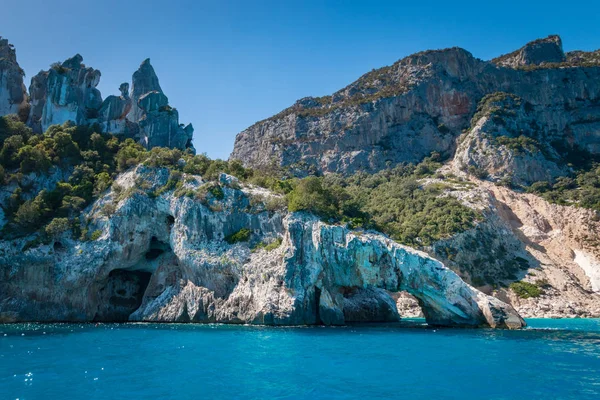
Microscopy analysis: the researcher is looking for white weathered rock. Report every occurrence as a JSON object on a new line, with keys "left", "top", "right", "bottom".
{"left": 0, "top": 166, "right": 524, "bottom": 328}
{"left": 428, "top": 178, "right": 600, "bottom": 319}
{"left": 28, "top": 54, "right": 102, "bottom": 133}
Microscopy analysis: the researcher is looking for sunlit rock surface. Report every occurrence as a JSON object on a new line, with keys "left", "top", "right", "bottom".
{"left": 231, "top": 35, "right": 600, "bottom": 175}
{"left": 0, "top": 37, "right": 194, "bottom": 152}
{"left": 0, "top": 167, "right": 524, "bottom": 329}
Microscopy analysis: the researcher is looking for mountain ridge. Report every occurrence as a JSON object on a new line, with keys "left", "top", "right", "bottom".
{"left": 231, "top": 35, "right": 600, "bottom": 177}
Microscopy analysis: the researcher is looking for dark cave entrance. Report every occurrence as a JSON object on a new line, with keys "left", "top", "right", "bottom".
{"left": 145, "top": 236, "right": 170, "bottom": 261}
{"left": 93, "top": 269, "right": 153, "bottom": 322}
{"left": 94, "top": 235, "right": 176, "bottom": 321}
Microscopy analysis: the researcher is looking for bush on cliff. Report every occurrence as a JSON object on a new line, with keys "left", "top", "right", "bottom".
{"left": 225, "top": 228, "right": 252, "bottom": 244}
{"left": 526, "top": 143, "right": 600, "bottom": 212}
{"left": 0, "top": 115, "right": 479, "bottom": 249}
{"left": 0, "top": 117, "right": 260, "bottom": 239}
{"left": 285, "top": 155, "right": 480, "bottom": 247}
{"left": 510, "top": 281, "right": 544, "bottom": 299}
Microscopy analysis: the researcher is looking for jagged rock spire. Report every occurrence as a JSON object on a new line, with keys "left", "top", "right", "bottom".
{"left": 0, "top": 36, "right": 28, "bottom": 119}
{"left": 127, "top": 58, "right": 163, "bottom": 122}
{"left": 27, "top": 54, "right": 102, "bottom": 133}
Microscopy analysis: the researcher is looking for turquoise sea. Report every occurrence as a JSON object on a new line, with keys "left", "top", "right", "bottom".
{"left": 1, "top": 319, "right": 599, "bottom": 399}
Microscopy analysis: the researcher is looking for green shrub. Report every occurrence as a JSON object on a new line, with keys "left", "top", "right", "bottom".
{"left": 467, "top": 165, "right": 489, "bottom": 179}
{"left": 287, "top": 177, "right": 339, "bottom": 219}
{"left": 225, "top": 228, "right": 252, "bottom": 244}
{"left": 495, "top": 135, "right": 540, "bottom": 154}
{"left": 155, "top": 170, "right": 183, "bottom": 196}
{"left": 252, "top": 237, "right": 283, "bottom": 252}
{"left": 94, "top": 172, "right": 112, "bottom": 196}
{"left": 264, "top": 196, "right": 287, "bottom": 212}
{"left": 45, "top": 217, "right": 70, "bottom": 238}
{"left": 527, "top": 160, "right": 600, "bottom": 212}
{"left": 90, "top": 230, "right": 102, "bottom": 241}
{"left": 208, "top": 184, "right": 224, "bottom": 200}
{"left": 509, "top": 281, "right": 543, "bottom": 299}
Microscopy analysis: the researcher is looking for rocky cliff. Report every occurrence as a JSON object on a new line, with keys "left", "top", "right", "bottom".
{"left": 424, "top": 175, "right": 600, "bottom": 318}
{"left": 0, "top": 37, "right": 28, "bottom": 120}
{"left": 0, "top": 38, "right": 193, "bottom": 152}
{"left": 0, "top": 166, "right": 524, "bottom": 328}
{"left": 2, "top": 34, "right": 599, "bottom": 326}
{"left": 231, "top": 35, "right": 600, "bottom": 176}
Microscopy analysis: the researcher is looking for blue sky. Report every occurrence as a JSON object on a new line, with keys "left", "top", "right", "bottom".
{"left": 3, "top": 0, "right": 600, "bottom": 159}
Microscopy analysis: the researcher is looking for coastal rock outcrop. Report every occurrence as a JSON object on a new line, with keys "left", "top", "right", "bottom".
{"left": 0, "top": 37, "right": 28, "bottom": 120}
{"left": 231, "top": 35, "right": 600, "bottom": 176}
{"left": 424, "top": 177, "right": 600, "bottom": 319}
{"left": 0, "top": 166, "right": 524, "bottom": 328}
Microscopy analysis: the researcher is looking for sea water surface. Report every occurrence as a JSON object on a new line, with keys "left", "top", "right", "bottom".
{"left": 1, "top": 319, "right": 599, "bottom": 399}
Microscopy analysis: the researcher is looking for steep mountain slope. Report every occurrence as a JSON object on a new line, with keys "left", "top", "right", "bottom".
{"left": 231, "top": 36, "right": 600, "bottom": 176}
{"left": 1, "top": 34, "right": 600, "bottom": 325}
{"left": 425, "top": 176, "right": 600, "bottom": 318}
{"left": 229, "top": 35, "right": 600, "bottom": 318}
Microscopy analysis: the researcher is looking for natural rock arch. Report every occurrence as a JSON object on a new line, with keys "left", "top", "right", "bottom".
{"left": 0, "top": 168, "right": 524, "bottom": 329}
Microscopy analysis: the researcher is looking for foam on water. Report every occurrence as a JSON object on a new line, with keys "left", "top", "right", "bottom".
{"left": 1, "top": 319, "right": 599, "bottom": 400}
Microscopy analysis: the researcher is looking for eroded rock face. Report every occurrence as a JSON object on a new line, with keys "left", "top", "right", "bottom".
{"left": 28, "top": 54, "right": 102, "bottom": 133}
{"left": 97, "top": 83, "right": 135, "bottom": 136}
{"left": 426, "top": 179, "right": 600, "bottom": 319}
{"left": 0, "top": 39, "right": 194, "bottom": 151}
{"left": 0, "top": 37, "right": 28, "bottom": 119}
{"left": 0, "top": 167, "right": 524, "bottom": 328}
{"left": 492, "top": 35, "right": 566, "bottom": 68}
{"left": 452, "top": 93, "right": 572, "bottom": 186}
{"left": 129, "top": 59, "right": 195, "bottom": 152}
{"left": 231, "top": 36, "right": 600, "bottom": 175}
{"left": 137, "top": 91, "right": 194, "bottom": 150}
{"left": 127, "top": 58, "right": 163, "bottom": 123}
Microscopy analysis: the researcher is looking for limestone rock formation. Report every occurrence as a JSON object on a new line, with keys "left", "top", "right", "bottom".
{"left": 0, "top": 38, "right": 194, "bottom": 151}
{"left": 0, "top": 37, "right": 28, "bottom": 119}
{"left": 97, "top": 83, "right": 135, "bottom": 136}
{"left": 0, "top": 166, "right": 524, "bottom": 329}
{"left": 492, "top": 35, "right": 566, "bottom": 68}
{"left": 28, "top": 54, "right": 102, "bottom": 133}
{"left": 425, "top": 178, "right": 600, "bottom": 319}
{"left": 452, "top": 92, "right": 571, "bottom": 186}
{"left": 231, "top": 35, "right": 600, "bottom": 176}
{"left": 127, "top": 58, "right": 163, "bottom": 123}
{"left": 137, "top": 91, "right": 194, "bottom": 150}
{"left": 130, "top": 60, "right": 195, "bottom": 152}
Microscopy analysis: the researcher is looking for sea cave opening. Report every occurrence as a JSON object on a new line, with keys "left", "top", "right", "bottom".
{"left": 94, "top": 269, "right": 153, "bottom": 322}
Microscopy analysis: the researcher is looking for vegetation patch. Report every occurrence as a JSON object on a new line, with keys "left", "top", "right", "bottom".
{"left": 285, "top": 153, "right": 480, "bottom": 246}
{"left": 0, "top": 115, "right": 479, "bottom": 250}
{"left": 510, "top": 281, "right": 544, "bottom": 299}
{"left": 252, "top": 237, "right": 283, "bottom": 252}
{"left": 526, "top": 145, "right": 600, "bottom": 212}
{"left": 225, "top": 228, "right": 252, "bottom": 244}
